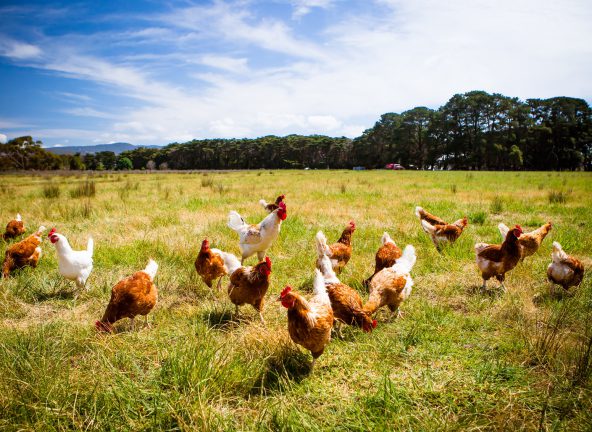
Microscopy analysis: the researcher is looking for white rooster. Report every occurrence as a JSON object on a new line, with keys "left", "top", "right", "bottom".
{"left": 48, "top": 228, "right": 94, "bottom": 289}
{"left": 227, "top": 201, "right": 287, "bottom": 264}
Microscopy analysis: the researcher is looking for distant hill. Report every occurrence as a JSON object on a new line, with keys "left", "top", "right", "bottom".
{"left": 46, "top": 142, "right": 161, "bottom": 155}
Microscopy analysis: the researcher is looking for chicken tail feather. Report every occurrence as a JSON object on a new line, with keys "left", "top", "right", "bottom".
{"left": 381, "top": 232, "right": 394, "bottom": 245}
{"left": 420, "top": 219, "right": 435, "bottom": 235}
{"left": 218, "top": 250, "right": 242, "bottom": 275}
{"left": 315, "top": 231, "right": 331, "bottom": 258}
{"left": 498, "top": 223, "right": 510, "bottom": 240}
{"left": 312, "top": 269, "right": 331, "bottom": 305}
{"left": 392, "top": 245, "right": 416, "bottom": 274}
{"left": 227, "top": 211, "right": 246, "bottom": 232}
{"left": 87, "top": 237, "right": 94, "bottom": 256}
{"left": 143, "top": 259, "right": 158, "bottom": 281}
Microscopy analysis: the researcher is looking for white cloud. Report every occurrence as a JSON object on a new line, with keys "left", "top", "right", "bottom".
{"left": 291, "top": 0, "right": 334, "bottom": 18}
{"left": 0, "top": 133, "right": 7, "bottom": 144}
{"left": 0, "top": 38, "right": 42, "bottom": 59}
{"left": 63, "top": 107, "right": 115, "bottom": 119}
{"left": 306, "top": 115, "right": 342, "bottom": 131}
{"left": 2, "top": 0, "right": 591, "bottom": 146}
{"left": 199, "top": 55, "right": 248, "bottom": 73}
{"left": 159, "top": 2, "right": 325, "bottom": 59}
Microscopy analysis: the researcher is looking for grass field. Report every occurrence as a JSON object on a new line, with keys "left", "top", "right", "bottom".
{"left": 0, "top": 170, "right": 591, "bottom": 431}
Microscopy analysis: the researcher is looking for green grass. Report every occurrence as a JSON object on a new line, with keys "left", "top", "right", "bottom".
{"left": 1, "top": 170, "right": 591, "bottom": 431}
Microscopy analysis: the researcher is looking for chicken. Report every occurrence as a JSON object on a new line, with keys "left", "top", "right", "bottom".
{"left": 48, "top": 228, "right": 94, "bottom": 289}
{"left": 363, "top": 245, "right": 416, "bottom": 320}
{"left": 3, "top": 213, "right": 25, "bottom": 240}
{"left": 498, "top": 222, "right": 552, "bottom": 259}
{"left": 228, "top": 202, "right": 287, "bottom": 264}
{"left": 315, "top": 221, "right": 356, "bottom": 273}
{"left": 547, "top": 241, "right": 585, "bottom": 293}
{"left": 95, "top": 259, "right": 158, "bottom": 333}
{"left": 420, "top": 217, "right": 468, "bottom": 251}
{"left": 363, "top": 232, "right": 402, "bottom": 287}
{"left": 475, "top": 225, "right": 523, "bottom": 291}
{"left": 259, "top": 194, "right": 285, "bottom": 213}
{"left": 415, "top": 206, "right": 447, "bottom": 226}
{"left": 2, "top": 225, "right": 45, "bottom": 277}
{"left": 194, "top": 239, "right": 228, "bottom": 289}
{"left": 225, "top": 255, "right": 273, "bottom": 324}
{"left": 318, "top": 253, "right": 376, "bottom": 336}
{"left": 279, "top": 269, "right": 334, "bottom": 370}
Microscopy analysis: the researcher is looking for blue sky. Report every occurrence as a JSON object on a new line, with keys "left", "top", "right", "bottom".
{"left": 0, "top": 0, "right": 591, "bottom": 147}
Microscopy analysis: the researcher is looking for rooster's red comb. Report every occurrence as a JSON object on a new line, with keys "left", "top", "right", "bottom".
{"left": 372, "top": 319, "right": 377, "bottom": 328}
{"left": 48, "top": 227, "right": 57, "bottom": 237}
{"left": 279, "top": 201, "right": 286, "bottom": 210}
{"left": 349, "top": 220, "right": 356, "bottom": 229}
{"left": 280, "top": 286, "right": 292, "bottom": 298}
{"left": 265, "top": 256, "right": 272, "bottom": 269}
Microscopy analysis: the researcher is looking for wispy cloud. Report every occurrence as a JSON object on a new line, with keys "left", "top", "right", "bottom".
{"left": 62, "top": 107, "right": 115, "bottom": 119}
{"left": 291, "top": 0, "right": 335, "bottom": 18}
{"left": 0, "top": 0, "right": 590, "bottom": 146}
{"left": 199, "top": 55, "right": 249, "bottom": 73}
{"left": 0, "top": 37, "right": 42, "bottom": 60}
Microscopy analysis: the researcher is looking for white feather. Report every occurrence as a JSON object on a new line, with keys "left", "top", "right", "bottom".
{"left": 312, "top": 269, "right": 331, "bottom": 305}
{"left": 498, "top": 223, "right": 510, "bottom": 240}
{"left": 391, "top": 245, "right": 416, "bottom": 274}
{"left": 86, "top": 237, "right": 94, "bottom": 256}
{"left": 420, "top": 219, "right": 436, "bottom": 234}
{"left": 315, "top": 230, "right": 332, "bottom": 258}
{"left": 415, "top": 206, "right": 423, "bottom": 218}
{"left": 16, "top": 213, "right": 22, "bottom": 222}
{"left": 381, "top": 232, "right": 395, "bottom": 246}
{"left": 227, "top": 211, "right": 247, "bottom": 232}
{"left": 319, "top": 254, "right": 340, "bottom": 285}
{"left": 143, "top": 259, "right": 159, "bottom": 281}
{"left": 51, "top": 232, "right": 94, "bottom": 288}
{"left": 214, "top": 249, "right": 241, "bottom": 275}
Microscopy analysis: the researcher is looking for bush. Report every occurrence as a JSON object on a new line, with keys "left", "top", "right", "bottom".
{"left": 70, "top": 180, "right": 96, "bottom": 198}
{"left": 469, "top": 211, "right": 487, "bottom": 225}
{"left": 490, "top": 196, "right": 504, "bottom": 214}
{"left": 548, "top": 190, "right": 569, "bottom": 204}
{"left": 116, "top": 157, "right": 133, "bottom": 171}
{"left": 42, "top": 184, "right": 60, "bottom": 198}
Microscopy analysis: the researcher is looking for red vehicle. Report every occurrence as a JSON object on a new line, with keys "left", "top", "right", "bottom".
{"left": 385, "top": 163, "right": 405, "bottom": 170}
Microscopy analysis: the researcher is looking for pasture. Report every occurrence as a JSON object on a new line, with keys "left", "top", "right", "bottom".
{"left": 0, "top": 170, "right": 591, "bottom": 431}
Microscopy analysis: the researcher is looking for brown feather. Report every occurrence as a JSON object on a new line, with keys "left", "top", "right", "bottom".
{"left": 326, "top": 282, "right": 373, "bottom": 330}
{"left": 417, "top": 208, "right": 447, "bottom": 226}
{"left": 3, "top": 219, "right": 25, "bottom": 240}
{"left": 2, "top": 231, "right": 42, "bottom": 277}
{"left": 99, "top": 271, "right": 158, "bottom": 326}
{"left": 227, "top": 261, "right": 271, "bottom": 312}
{"left": 195, "top": 248, "right": 226, "bottom": 287}
{"left": 285, "top": 291, "right": 333, "bottom": 359}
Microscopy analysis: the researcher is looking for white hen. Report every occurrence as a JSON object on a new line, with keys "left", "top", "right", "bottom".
{"left": 49, "top": 228, "right": 94, "bottom": 289}
{"left": 227, "top": 202, "right": 287, "bottom": 264}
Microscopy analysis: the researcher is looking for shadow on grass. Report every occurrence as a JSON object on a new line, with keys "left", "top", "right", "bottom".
{"left": 201, "top": 308, "right": 243, "bottom": 331}
{"left": 31, "top": 286, "right": 78, "bottom": 302}
{"left": 532, "top": 288, "right": 574, "bottom": 306}
{"left": 297, "top": 276, "right": 314, "bottom": 293}
{"left": 466, "top": 284, "right": 504, "bottom": 298}
{"left": 250, "top": 346, "right": 311, "bottom": 395}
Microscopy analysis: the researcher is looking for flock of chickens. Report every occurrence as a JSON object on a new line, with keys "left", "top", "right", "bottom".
{"left": 1, "top": 194, "right": 586, "bottom": 369}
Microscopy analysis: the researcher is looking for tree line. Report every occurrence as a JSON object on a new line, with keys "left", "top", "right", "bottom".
{"left": 1, "top": 91, "right": 590, "bottom": 171}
